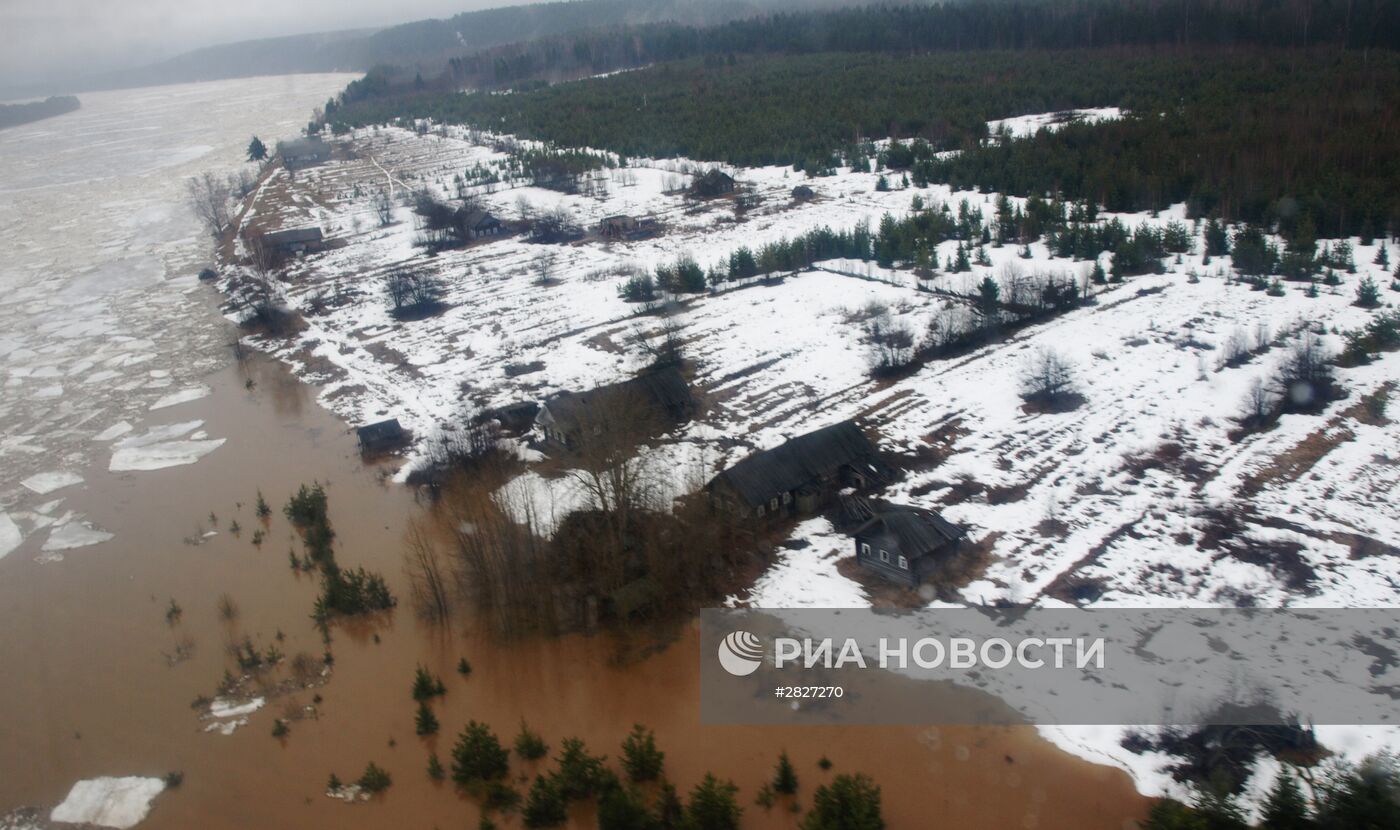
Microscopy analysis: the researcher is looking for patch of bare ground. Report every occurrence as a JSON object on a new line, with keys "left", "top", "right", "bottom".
{"left": 1252, "top": 515, "right": 1400, "bottom": 560}
{"left": 283, "top": 343, "right": 345, "bottom": 384}
{"left": 1350, "top": 382, "right": 1394, "bottom": 427}
{"left": 1119, "top": 441, "right": 1213, "bottom": 488}
{"left": 1240, "top": 424, "right": 1355, "bottom": 497}
{"left": 1195, "top": 505, "right": 1317, "bottom": 594}
{"left": 582, "top": 327, "right": 630, "bottom": 354}
{"left": 885, "top": 416, "right": 968, "bottom": 474}
{"left": 363, "top": 341, "right": 424, "bottom": 378}
{"left": 1042, "top": 518, "right": 1142, "bottom": 605}
{"left": 322, "top": 383, "right": 368, "bottom": 402}
{"left": 986, "top": 481, "right": 1033, "bottom": 505}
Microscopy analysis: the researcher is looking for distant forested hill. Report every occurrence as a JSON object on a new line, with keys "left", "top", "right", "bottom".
{"left": 35, "top": 0, "right": 848, "bottom": 95}
{"left": 0, "top": 96, "right": 80, "bottom": 130}
{"left": 325, "top": 0, "right": 1400, "bottom": 240}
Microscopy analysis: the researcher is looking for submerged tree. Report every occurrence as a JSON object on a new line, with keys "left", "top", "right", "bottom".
{"left": 247, "top": 136, "right": 268, "bottom": 162}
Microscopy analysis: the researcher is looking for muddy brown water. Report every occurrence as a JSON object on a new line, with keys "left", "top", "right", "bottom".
{"left": 0, "top": 350, "right": 1147, "bottom": 829}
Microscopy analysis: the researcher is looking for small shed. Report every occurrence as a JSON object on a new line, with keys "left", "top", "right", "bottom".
{"left": 277, "top": 137, "right": 330, "bottom": 169}
{"left": 689, "top": 169, "right": 736, "bottom": 199}
{"left": 356, "top": 418, "right": 407, "bottom": 453}
{"left": 852, "top": 506, "right": 966, "bottom": 586}
{"left": 262, "top": 226, "right": 324, "bottom": 255}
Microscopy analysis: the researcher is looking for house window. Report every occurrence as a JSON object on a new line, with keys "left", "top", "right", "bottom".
{"left": 860, "top": 543, "right": 871, "bottom": 558}
{"left": 782, "top": 492, "right": 792, "bottom": 505}
{"left": 879, "top": 549, "right": 889, "bottom": 563}
{"left": 769, "top": 497, "right": 779, "bottom": 511}
{"left": 757, "top": 505, "right": 765, "bottom": 518}
{"left": 898, "top": 555, "right": 909, "bottom": 570}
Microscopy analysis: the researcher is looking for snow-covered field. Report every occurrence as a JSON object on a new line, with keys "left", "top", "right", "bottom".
{"left": 228, "top": 123, "right": 1400, "bottom": 801}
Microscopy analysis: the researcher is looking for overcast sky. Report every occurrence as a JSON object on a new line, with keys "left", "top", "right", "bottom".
{"left": 0, "top": 0, "right": 519, "bottom": 85}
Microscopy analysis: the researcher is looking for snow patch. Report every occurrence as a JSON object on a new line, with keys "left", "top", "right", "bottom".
{"left": 49, "top": 776, "right": 165, "bottom": 829}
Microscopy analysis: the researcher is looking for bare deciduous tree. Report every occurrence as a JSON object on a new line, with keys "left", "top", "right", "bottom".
{"left": 403, "top": 519, "right": 454, "bottom": 622}
{"left": 187, "top": 171, "right": 231, "bottom": 240}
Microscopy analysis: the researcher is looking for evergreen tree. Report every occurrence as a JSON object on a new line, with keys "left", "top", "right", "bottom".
{"left": 875, "top": 174, "right": 890, "bottom": 192}
{"left": 515, "top": 720, "right": 548, "bottom": 761}
{"left": 686, "top": 774, "right": 741, "bottom": 830}
{"left": 1091, "top": 261, "right": 1107, "bottom": 284}
{"left": 598, "top": 779, "right": 657, "bottom": 830}
{"left": 1259, "top": 771, "right": 1311, "bottom": 829}
{"left": 412, "top": 665, "right": 446, "bottom": 701}
{"left": 621, "top": 724, "right": 664, "bottom": 783}
{"left": 247, "top": 136, "right": 268, "bottom": 162}
{"left": 655, "top": 782, "right": 684, "bottom": 829}
{"left": 415, "top": 701, "right": 439, "bottom": 736}
{"left": 801, "top": 774, "right": 884, "bottom": 830}
{"left": 451, "top": 720, "right": 510, "bottom": 784}
{"left": 953, "top": 243, "right": 971, "bottom": 272}
{"left": 976, "top": 275, "right": 1000, "bottom": 318}
{"left": 427, "top": 751, "right": 445, "bottom": 781}
{"left": 1357, "top": 276, "right": 1382, "bottom": 308}
{"left": 554, "top": 738, "right": 608, "bottom": 800}
{"left": 773, "top": 751, "right": 798, "bottom": 795}
{"left": 523, "top": 774, "right": 567, "bottom": 828}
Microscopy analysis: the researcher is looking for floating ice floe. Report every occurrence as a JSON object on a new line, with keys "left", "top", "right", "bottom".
{"left": 109, "top": 420, "right": 225, "bottom": 472}
{"left": 42, "top": 520, "right": 114, "bottom": 552}
{"left": 20, "top": 471, "right": 83, "bottom": 495}
{"left": 149, "top": 385, "right": 210, "bottom": 410}
{"left": 201, "top": 696, "right": 264, "bottom": 735}
{"left": 93, "top": 422, "right": 133, "bottom": 442}
{"left": 0, "top": 514, "right": 22, "bottom": 561}
{"left": 208, "top": 696, "right": 264, "bottom": 719}
{"left": 49, "top": 776, "right": 165, "bottom": 829}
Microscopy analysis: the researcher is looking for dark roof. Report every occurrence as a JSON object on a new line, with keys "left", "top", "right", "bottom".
{"left": 263, "top": 226, "right": 323, "bottom": 246}
{"left": 854, "top": 505, "right": 965, "bottom": 557}
{"left": 356, "top": 418, "right": 404, "bottom": 444}
{"left": 277, "top": 137, "right": 328, "bottom": 157}
{"left": 709, "top": 421, "right": 886, "bottom": 507}
{"left": 463, "top": 209, "right": 499, "bottom": 229}
{"left": 541, "top": 367, "right": 692, "bottom": 435}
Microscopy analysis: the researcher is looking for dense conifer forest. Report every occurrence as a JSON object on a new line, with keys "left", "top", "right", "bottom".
{"left": 315, "top": 0, "right": 1400, "bottom": 240}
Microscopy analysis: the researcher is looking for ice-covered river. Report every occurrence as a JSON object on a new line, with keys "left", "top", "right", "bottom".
{"left": 0, "top": 75, "right": 356, "bottom": 560}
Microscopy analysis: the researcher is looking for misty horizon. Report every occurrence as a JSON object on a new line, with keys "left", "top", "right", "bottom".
{"left": 0, "top": 0, "right": 530, "bottom": 91}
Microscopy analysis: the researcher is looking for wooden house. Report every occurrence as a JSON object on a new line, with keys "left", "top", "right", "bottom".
{"left": 261, "top": 226, "right": 324, "bottom": 256}
{"left": 706, "top": 421, "right": 890, "bottom": 520}
{"left": 689, "top": 169, "right": 736, "bottom": 199}
{"left": 276, "top": 137, "right": 330, "bottom": 170}
{"left": 852, "top": 506, "right": 966, "bottom": 586}
{"left": 536, "top": 367, "right": 694, "bottom": 451}
{"left": 462, "top": 208, "right": 502, "bottom": 240}
{"left": 598, "top": 215, "right": 639, "bottom": 240}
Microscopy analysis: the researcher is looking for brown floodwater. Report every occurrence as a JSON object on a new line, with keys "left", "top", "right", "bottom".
{"left": 0, "top": 345, "right": 1147, "bottom": 829}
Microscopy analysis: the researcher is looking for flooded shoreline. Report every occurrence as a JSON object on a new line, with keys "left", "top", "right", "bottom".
{"left": 0, "top": 346, "right": 1147, "bottom": 828}
{"left": 0, "top": 73, "right": 1146, "bottom": 830}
